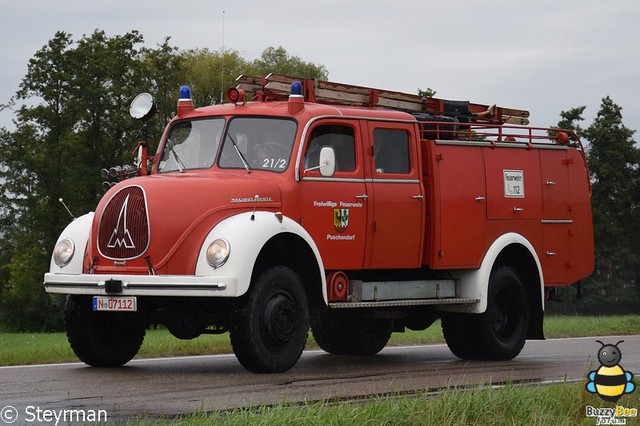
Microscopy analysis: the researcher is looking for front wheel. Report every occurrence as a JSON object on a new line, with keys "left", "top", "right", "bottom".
{"left": 230, "top": 267, "right": 309, "bottom": 373}
{"left": 442, "top": 266, "right": 528, "bottom": 360}
{"left": 65, "top": 295, "right": 146, "bottom": 367}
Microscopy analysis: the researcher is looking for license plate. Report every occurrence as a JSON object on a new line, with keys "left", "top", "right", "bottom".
{"left": 92, "top": 296, "right": 137, "bottom": 312}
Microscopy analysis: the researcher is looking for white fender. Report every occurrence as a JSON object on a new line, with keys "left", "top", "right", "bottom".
{"left": 49, "top": 212, "right": 95, "bottom": 274}
{"left": 439, "top": 232, "right": 544, "bottom": 314}
{"left": 195, "top": 211, "right": 327, "bottom": 300}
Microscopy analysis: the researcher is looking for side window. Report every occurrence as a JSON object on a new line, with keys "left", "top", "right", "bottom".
{"left": 373, "top": 129, "right": 411, "bottom": 174}
{"left": 304, "top": 125, "right": 356, "bottom": 173}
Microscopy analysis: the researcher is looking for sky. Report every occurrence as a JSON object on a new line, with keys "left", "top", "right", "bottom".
{"left": 1, "top": 0, "right": 639, "bottom": 137}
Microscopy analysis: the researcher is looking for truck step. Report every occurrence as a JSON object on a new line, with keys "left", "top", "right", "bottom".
{"left": 328, "top": 298, "right": 480, "bottom": 309}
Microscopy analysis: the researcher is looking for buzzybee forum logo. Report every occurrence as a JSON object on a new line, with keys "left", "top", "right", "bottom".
{"left": 585, "top": 340, "right": 637, "bottom": 424}
{"left": 586, "top": 340, "right": 635, "bottom": 402}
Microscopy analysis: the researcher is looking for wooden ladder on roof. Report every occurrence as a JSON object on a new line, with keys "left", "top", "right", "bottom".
{"left": 235, "top": 73, "right": 530, "bottom": 125}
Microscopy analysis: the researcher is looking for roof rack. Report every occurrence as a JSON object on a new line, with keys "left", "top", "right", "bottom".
{"left": 236, "top": 73, "right": 530, "bottom": 125}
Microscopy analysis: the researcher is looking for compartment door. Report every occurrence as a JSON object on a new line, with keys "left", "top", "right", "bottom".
{"left": 428, "top": 142, "right": 486, "bottom": 269}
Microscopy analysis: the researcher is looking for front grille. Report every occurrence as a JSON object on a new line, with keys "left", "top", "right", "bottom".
{"left": 97, "top": 186, "right": 150, "bottom": 260}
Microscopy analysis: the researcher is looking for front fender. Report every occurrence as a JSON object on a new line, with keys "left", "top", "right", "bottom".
{"left": 48, "top": 212, "right": 95, "bottom": 274}
{"left": 195, "top": 211, "right": 326, "bottom": 299}
{"left": 439, "top": 232, "right": 544, "bottom": 314}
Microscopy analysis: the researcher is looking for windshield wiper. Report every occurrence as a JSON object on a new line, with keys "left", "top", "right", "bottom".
{"left": 167, "top": 139, "right": 186, "bottom": 172}
{"left": 226, "top": 133, "right": 251, "bottom": 173}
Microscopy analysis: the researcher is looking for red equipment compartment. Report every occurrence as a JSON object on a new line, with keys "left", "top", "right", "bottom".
{"left": 483, "top": 148, "right": 542, "bottom": 220}
{"left": 539, "top": 149, "right": 572, "bottom": 284}
{"left": 425, "top": 141, "right": 486, "bottom": 269}
{"left": 565, "top": 148, "right": 595, "bottom": 283}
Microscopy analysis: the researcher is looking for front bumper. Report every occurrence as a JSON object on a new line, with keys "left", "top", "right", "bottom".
{"left": 44, "top": 273, "right": 238, "bottom": 297}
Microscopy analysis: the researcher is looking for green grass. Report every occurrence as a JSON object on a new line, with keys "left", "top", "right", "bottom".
{"left": 0, "top": 333, "right": 78, "bottom": 365}
{"left": 1, "top": 315, "right": 639, "bottom": 366}
{"left": 133, "top": 381, "right": 638, "bottom": 425}
{"left": 543, "top": 315, "right": 640, "bottom": 338}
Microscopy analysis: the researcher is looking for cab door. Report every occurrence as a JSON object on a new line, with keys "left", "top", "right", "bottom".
{"left": 364, "top": 122, "right": 423, "bottom": 268}
{"left": 299, "top": 121, "right": 368, "bottom": 270}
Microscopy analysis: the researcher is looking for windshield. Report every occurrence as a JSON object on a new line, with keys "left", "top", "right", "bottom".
{"left": 158, "top": 118, "right": 224, "bottom": 173}
{"left": 218, "top": 117, "right": 297, "bottom": 173}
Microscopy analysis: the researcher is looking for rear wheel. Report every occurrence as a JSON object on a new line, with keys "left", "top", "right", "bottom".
{"left": 442, "top": 266, "right": 528, "bottom": 360}
{"left": 311, "top": 310, "right": 393, "bottom": 355}
{"left": 65, "top": 295, "right": 146, "bottom": 367}
{"left": 230, "top": 266, "right": 309, "bottom": 373}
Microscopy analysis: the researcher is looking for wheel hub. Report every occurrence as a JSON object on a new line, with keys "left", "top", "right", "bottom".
{"left": 263, "top": 293, "right": 298, "bottom": 345}
{"left": 492, "top": 288, "right": 519, "bottom": 341}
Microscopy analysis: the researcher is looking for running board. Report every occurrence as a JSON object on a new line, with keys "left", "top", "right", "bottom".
{"left": 329, "top": 298, "right": 480, "bottom": 309}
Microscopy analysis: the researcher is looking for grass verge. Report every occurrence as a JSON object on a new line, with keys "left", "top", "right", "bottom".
{"left": 134, "top": 381, "right": 639, "bottom": 426}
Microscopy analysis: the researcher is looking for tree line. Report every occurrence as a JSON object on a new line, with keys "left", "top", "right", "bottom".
{"left": 0, "top": 30, "right": 637, "bottom": 331}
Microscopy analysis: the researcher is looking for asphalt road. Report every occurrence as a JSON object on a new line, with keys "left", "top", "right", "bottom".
{"left": 1, "top": 335, "right": 639, "bottom": 422}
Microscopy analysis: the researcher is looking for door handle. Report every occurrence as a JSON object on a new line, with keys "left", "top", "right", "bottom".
{"left": 412, "top": 194, "right": 424, "bottom": 200}
{"left": 355, "top": 194, "right": 368, "bottom": 200}
{"left": 474, "top": 196, "right": 486, "bottom": 202}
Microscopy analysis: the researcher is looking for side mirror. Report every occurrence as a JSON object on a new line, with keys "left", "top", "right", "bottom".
{"left": 130, "top": 93, "right": 157, "bottom": 122}
{"left": 318, "top": 146, "right": 336, "bottom": 177}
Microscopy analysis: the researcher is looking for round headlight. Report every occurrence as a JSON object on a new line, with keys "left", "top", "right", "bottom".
{"left": 53, "top": 238, "right": 75, "bottom": 267}
{"left": 206, "top": 239, "right": 230, "bottom": 269}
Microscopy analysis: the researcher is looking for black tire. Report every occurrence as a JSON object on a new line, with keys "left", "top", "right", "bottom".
{"left": 229, "top": 267, "right": 309, "bottom": 373}
{"left": 442, "top": 266, "right": 528, "bottom": 361}
{"left": 64, "top": 295, "right": 146, "bottom": 367}
{"left": 311, "top": 310, "right": 393, "bottom": 355}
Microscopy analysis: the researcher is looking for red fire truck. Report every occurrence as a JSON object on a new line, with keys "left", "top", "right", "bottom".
{"left": 44, "top": 73, "right": 594, "bottom": 373}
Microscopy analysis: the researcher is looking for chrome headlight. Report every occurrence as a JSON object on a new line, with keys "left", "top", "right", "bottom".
{"left": 206, "top": 239, "right": 230, "bottom": 269}
{"left": 53, "top": 238, "right": 75, "bottom": 267}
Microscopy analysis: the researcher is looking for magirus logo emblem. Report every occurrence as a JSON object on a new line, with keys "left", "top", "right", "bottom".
{"left": 98, "top": 186, "right": 149, "bottom": 260}
{"left": 107, "top": 194, "right": 136, "bottom": 249}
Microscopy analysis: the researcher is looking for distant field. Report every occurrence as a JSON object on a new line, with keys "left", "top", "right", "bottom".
{"left": 0, "top": 315, "right": 638, "bottom": 366}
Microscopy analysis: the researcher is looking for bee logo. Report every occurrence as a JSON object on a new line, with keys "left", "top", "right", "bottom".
{"left": 586, "top": 340, "right": 635, "bottom": 403}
